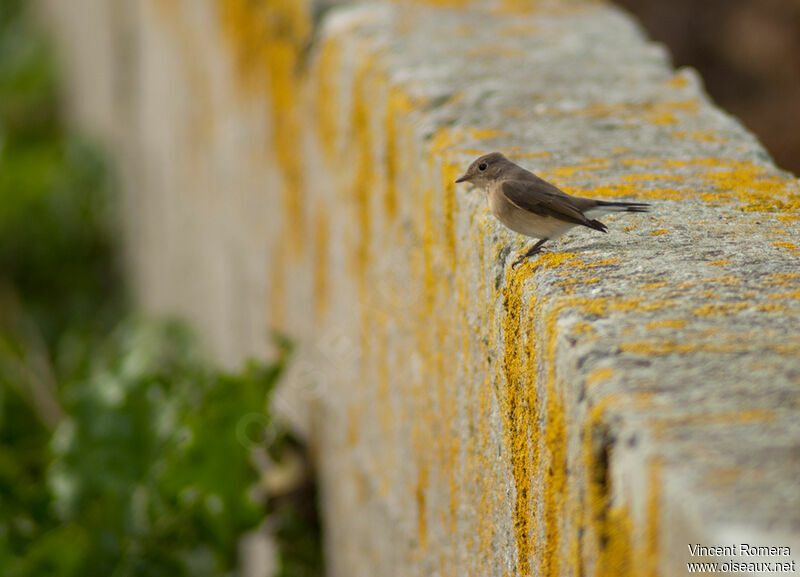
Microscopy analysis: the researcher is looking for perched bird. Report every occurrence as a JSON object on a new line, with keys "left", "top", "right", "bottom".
{"left": 455, "top": 152, "right": 649, "bottom": 268}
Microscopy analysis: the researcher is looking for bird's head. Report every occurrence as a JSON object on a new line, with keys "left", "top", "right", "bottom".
{"left": 455, "top": 152, "right": 510, "bottom": 188}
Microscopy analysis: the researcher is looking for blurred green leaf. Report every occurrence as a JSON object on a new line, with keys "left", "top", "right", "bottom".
{"left": 44, "top": 319, "right": 289, "bottom": 577}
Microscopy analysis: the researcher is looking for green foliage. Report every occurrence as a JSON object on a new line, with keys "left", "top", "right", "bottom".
{"left": 0, "top": 3, "right": 118, "bottom": 574}
{"left": 47, "top": 320, "right": 290, "bottom": 577}
{"left": 0, "top": 367, "right": 55, "bottom": 574}
{"left": 2, "top": 318, "right": 296, "bottom": 577}
{"left": 0, "top": 10, "right": 121, "bottom": 347}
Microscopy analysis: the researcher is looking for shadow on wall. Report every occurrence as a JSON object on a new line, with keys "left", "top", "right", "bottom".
{"left": 615, "top": 0, "right": 800, "bottom": 175}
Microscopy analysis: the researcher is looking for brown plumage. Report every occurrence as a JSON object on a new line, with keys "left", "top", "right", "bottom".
{"left": 455, "top": 152, "right": 649, "bottom": 267}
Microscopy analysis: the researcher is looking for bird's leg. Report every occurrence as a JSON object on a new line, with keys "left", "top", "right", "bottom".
{"left": 512, "top": 238, "right": 548, "bottom": 268}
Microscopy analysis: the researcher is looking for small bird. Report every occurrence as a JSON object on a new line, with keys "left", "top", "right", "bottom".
{"left": 455, "top": 152, "right": 649, "bottom": 268}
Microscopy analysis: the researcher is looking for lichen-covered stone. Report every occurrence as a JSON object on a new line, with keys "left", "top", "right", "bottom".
{"left": 42, "top": 0, "right": 800, "bottom": 575}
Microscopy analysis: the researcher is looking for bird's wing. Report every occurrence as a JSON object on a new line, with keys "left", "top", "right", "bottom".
{"left": 501, "top": 179, "right": 591, "bottom": 227}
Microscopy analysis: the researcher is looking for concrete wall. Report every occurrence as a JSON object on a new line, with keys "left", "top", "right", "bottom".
{"left": 41, "top": 0, "right": 800, "bottom": 575}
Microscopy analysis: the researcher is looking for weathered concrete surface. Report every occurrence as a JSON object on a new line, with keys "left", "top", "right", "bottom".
{"left": 41, "top": 0, "right": 800, "bottom": 575}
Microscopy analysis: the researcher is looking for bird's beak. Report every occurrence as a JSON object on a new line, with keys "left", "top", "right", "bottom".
{"left": 455, "top": 174, "right": 468, "bottom": 184}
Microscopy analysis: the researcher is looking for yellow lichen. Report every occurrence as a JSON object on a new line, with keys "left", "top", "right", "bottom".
{"left": 538, "top": 295, "right": 607, "bottom": 577}
{"left": 217, "top": 0, "right": 312, "bottom": 250}
{"left": 541, "top": 161, "right": 610, "bottom": 179}
{"left": 562, "top": 99, "right": 699, "bottom": 126}
{"left": 666, "top": 73, "right": 690, "bottom": 89}
{"left": 620, "top": 341, "right": 743, "bottom": 355}
{"left": 703, "top": 275, "right": 740, "bottom": 285}
{"left": 350, "top": 56, "right": 378, "bottom": 294}
{"left": 316, "top": 37, "right": 341, "bottom": 161}
{"left": 500, "top": 264, "right": 539, "bottom": 576}
{"left": 570, "top": 156, "right": 799, "bottom": 217}
{"left": 572, "top": 322, "right": 596, "bottom": 336}
{"left": 583, "top": 400, "right": 634, "bottom": 577}
{"left": 575, "top": 258, "right": 620, "bottom": 268}
{"left": 430, "top": 126, "right": 503, "bottom": 156}
{"left": 756, "top": 303, "right": 786, "bottom": 313}
{"left": 618, "top": 173, "right": 683, "bottom": 183}
{"left": 542, "top": 387, "right": 567, "bottom": 577}
{"left": 646, "top": 319, "right": 687, "bottom": 329}
{"left": 441, "top": 161, "right": 462, "bottom": 268}
{"left": 535, "top": 251, "right": 580, "bottom": 270}
{"left": 672, "top": 130, "right": 727, "bottom": 143}
{"left": 692, "top": 303, "right": 748, "bottom": 317}
{"left": 609, "top": 299, "right": 675, "bottom": 313}
{"left": 385, "top": 89, "right": 414, "bottom": 221}
{"left": 642, "top": 460, "right": 662, "bottom": 577}
{"left": 696, "top": 290, "right": 719, "bottom": 299}
{"left": 587, "top": 367, "right": 614, "bottom": 387}
{"left": 762, "top": 273, "right": 799, "bottom": 285}
{"left": 506, "top": 149, "right": 553, "bottom": 159}
{"left": 699, "top": 159, "right": 799, "bottom": 213}
{"left": 768, "top": 289, "right": 800, "bottom": 300}
{"left": 555, "top": 277, "right": 600, "bottom": 288}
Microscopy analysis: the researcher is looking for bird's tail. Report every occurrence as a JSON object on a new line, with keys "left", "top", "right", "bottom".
{"left": 594, "top": 200, "right": 650, "bottom": 213}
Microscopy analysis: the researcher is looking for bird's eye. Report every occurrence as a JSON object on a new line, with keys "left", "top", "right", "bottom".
{"left": 478, "top": 163, "right": 488, "bottom": 171}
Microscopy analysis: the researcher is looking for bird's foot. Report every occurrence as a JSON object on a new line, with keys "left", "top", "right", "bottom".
{"left": 511, "top": 239, "right": 549, "bottom": 269}
{"left": 511, "top": 246, "right": 546, "bottom": 269}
